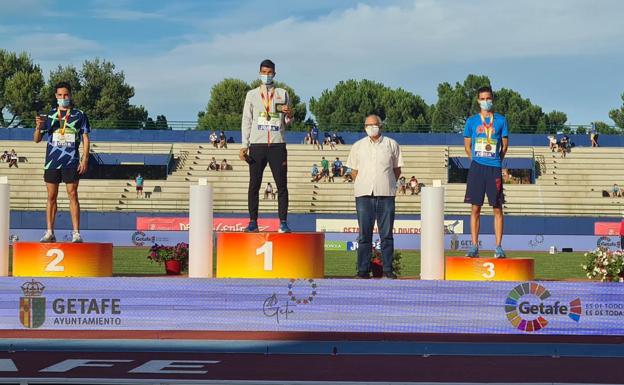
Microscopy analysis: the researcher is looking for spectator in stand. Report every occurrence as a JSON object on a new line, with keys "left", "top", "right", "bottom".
{"left": 611, "top": 184, "right": 622, "bottom": 198}
{"left": 304, "top": 131, "right": 311, "bottom": 145}
{"left": 135, "top": 173, "right": 144, "bottom": 198}
{"left": 343, "top": 167, "right": 353, "bottom": 183}
{"left": 210, "top": 131, "right": 219, "bottom": 148}
{"left": 208, "top": 157, "right": 219, "bottom": 171}
{"left": 311, "top": 124, "right": 322, "bottom": 150}
{"left": 620, "top": 219, "right": 624, "bottom": 251}
{"left": 333, "top": 157, "right": 343, "bottom": 177}
{"left": 590, "top": 122, "right": 599, "bottom": 147}
{"left": 0, "top": 151, "right": 8, "bottom": 163}
{"left": 558, "top": 135, "right": 570, "bottom": 158}
{"left": 219, "top": 130, "right": 227, "bottom": 148}
{"left": 264, "top": 182, "right": 275, "bottom": 199}
{"left": 8, "top": 149, "right": 18, "bottom": 168}
{"left": 328, "top": 134, "right": 337, "bottom": 150}
{"left": 320, "top": 156, "right": 332, "bottom": 182}
{"left": 409, "top": 176, "right": 419, "bottom": 195}
{"left": 311, "top": 163, "right": 321, "bottom": 182}
{"left": 220, "top": 158, "right": 229, "bottom": 171}
{"left": 397, "top": 176, "right": 407, "bottom": 195}
{"left": 547, "top": 135, "right": 557, "bottom": 152}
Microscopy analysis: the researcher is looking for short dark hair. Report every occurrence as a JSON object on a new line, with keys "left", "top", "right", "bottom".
{"left": 54, "top": 81, "right": 72, "bottom": 93}
{"left": 259, "top": 59, "right": 275, "bottom": 71}
{"left": 477, "top": 86, "right": 493, "bottom": 97}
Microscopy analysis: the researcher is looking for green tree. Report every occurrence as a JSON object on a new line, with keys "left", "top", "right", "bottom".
{"left": 431, "top": 74, "right": 567, "bottom": 133}
{"left": 309, "top": 79, "right": 428, "bottom": 132}
{"left": 609, "top": 93, "right": 624, "bottom": 129}
{"left": 155, "top": 115, "right": 169, "bottom": 130}
{"left": 0, "top": 49, "right": 44, "bottom": 127}
{"left": 197, "top": 78, "right": 307, "bottom": 131}
{"left": 44, "top": 59, "right": 148, "bottom": 129}
{"left": 197, "top": 79, "right": 251, "bottom": 131}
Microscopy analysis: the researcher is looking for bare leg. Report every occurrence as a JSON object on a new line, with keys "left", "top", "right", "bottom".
{"left": 493, "top": 206, "right": 504, "bottom": 247}
{"left": 66, "top": 181, "right": 80, "bottom": 232}
{"left": 46, "top": 183, "right": 59, "bottom": 231}
{"left": 470, "top": 204, "right": 481, "bottom": 246}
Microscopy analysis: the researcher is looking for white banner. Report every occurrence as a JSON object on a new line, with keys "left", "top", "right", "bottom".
{"left": 316, "top": 219, "right": 463, "bottom": 234}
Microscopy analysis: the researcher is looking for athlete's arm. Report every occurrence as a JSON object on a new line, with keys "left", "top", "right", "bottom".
{"left": 34, "top": 116, "right": 45, "bottom": 143}
{"left": 78, "top": 133, "right": 90, "bottom": 175}
{"left": 500, "top": 137, "right": 509, "bottom": 160}
{"left": 464, "top": 137, "right": 472, "bottom": 160}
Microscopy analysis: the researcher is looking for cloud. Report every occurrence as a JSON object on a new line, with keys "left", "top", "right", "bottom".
{"left": 92, "top": 9, "right": 164, "bottom": 21}
{"left": 115, "top": 0, "right": 624, "bottom": 120}
{"left": 5, "top": 33, "right": 102, "bottom": 61}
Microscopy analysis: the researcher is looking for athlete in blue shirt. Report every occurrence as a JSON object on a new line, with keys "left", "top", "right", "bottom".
{"left": 34, "top": 82, "right": 91, "bottom": 243}
{"left": 463, "top": 86, "right": 509, "bottom": 258}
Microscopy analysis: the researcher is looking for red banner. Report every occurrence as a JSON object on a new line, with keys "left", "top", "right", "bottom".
{"left": 594, "top": 221, "right": 624, "bottom": 236}
{"left": 136, "top": 217, "right": 280, "bottom": 232}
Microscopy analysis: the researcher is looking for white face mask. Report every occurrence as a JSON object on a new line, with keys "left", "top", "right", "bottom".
{"left": 365, "top": 125, "right": 380, "bottom": 137}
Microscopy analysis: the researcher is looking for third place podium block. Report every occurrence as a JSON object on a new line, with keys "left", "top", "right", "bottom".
{"left": 445, "top": 256, "right": 535, "bottom": 281}
{"left": 216, "top": 232, "right": 324, "bottom": 278}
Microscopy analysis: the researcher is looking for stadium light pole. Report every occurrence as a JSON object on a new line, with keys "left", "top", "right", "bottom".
{"left": 189, "top": 178, "right": 213, "bottom": 278}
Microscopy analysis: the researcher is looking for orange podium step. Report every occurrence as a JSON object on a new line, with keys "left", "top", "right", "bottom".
{"left": 12, "top": 242, "right": 113, "bottom": 277}
{"left": 216, "top": 232, "right": 324, "bottom": 278}
{"left": 445, "top": 256, "right": 534, "bottom": 281}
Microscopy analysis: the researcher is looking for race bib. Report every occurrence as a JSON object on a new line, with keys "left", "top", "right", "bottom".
{"left": 257, "top": 112, "right": 281, "bottom": 132}
{"left": 474, "top": 137, "right": 497, "bottom": 158}
{"left": 52, "top": 132, "right": 76, "bottom": 147}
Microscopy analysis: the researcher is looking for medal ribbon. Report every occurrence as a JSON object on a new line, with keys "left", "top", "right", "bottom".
{"left": 59, "top": 108, "right": 71, "bottom": 135}
{"left": 480, "top": 113, "right": 494, "bottom": 145}
{"left": 260, "top": 87, "right": 275, "bottom": 144}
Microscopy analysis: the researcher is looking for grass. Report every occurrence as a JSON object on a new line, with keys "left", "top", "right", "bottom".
{"left": 8, "top": 247, "right": 588, "bottom": 280}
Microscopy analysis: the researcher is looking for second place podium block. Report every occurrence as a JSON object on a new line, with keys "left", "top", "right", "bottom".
{"left": 216, "top": 232, "right": 324, "bottom": 278}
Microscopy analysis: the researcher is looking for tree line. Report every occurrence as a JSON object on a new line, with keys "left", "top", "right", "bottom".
{"left": 2, "top": 49, "right": 624, "bottom": 133}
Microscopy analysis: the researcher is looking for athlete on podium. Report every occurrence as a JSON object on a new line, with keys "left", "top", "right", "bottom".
{"left": 239, "top": 59, "right": 293, "bottom": 233}
{"left": 34, "top": 82, "right": 91, "bottom": 243}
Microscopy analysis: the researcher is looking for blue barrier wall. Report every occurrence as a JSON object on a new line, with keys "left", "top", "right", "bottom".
{"left": 10, "top": 210, "right": 608, "bottom": 235}
{"left": 2, "top": 127, "right": 622, "bottom": 147}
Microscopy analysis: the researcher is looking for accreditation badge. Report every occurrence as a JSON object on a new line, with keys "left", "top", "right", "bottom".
{"left": 474, "top": 137, "right": 497, "bottom": 158}
{"left": 52, "top": 132, "right": 76, "bottom": 147}
{"left": 257, "top": 112, "right": 281, "bottom": 132}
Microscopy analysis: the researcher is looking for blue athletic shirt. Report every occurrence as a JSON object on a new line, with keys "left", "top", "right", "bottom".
{"left": 42, "top": 107, "right": 91, "bottom": 169}
{"left": 463, "top": 113, "right": 509, "bottom": 168}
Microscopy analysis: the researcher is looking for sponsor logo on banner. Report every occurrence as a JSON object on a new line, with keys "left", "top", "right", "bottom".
{"left": 324, "top": 241, "right": 347, "bottom": 250}
{"left": 18, "top": 280, "right": 123, "bottom": 328}
{"left": 594, "top": 222, "right": 623, "bottom": 236}
{"left": 449, "top": 234, "right": 482, "bottom": 251}
{"left": 596, "top": 236, "right": 621, "bottom": 250}
{"left": 19, "top": 280, "right": 46, "bottom": 328}
{"left": 316, "top": 219, "right": 463, "bottom": 234}
{"left": 504, "top": 282, "right": 581, "bottom": 332}
{"left": 262, "top": 279, "right": 318, "bottom": 324}
{"left": 137, "top": 217, "right": 279, "bottom": 232}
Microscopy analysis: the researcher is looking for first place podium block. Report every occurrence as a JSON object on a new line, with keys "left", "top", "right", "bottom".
{"left": 445, "top": 256, "right": 535, "bottom": 281}
{"left": 217, "top": 232, "right": 324, "bottom": 278}
{"left": 12, "top": 242, "right": 113, "bottom": 277}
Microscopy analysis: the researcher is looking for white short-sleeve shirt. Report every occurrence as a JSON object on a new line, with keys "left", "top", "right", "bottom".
{"left": 346, "top": 135, "right": 404, "bottom": 197}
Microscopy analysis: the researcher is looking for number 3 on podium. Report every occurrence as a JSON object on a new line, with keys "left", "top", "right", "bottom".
{"left": 256, "top": 241, "right": 273, "bottom": 271}
{"left": 482, "top": 262, "right": 496, "bottom": 279}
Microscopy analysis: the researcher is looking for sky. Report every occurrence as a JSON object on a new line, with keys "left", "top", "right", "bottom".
{"left": 2, "top": 0, "right": 624, "bottom": 124}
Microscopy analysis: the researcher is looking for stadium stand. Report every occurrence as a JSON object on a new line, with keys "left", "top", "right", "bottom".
{"left": 1, "top": 139, "right": 623, "bottom": 217}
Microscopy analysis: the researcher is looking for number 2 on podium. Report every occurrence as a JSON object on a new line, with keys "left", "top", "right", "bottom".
{"left": 45, "top": 248, "right": 65, "bottom": 272}
{"left": 256, "top": 241, "right": 273, "bottom": 271}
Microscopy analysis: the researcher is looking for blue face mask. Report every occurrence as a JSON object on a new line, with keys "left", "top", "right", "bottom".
{"left": 479, "top": 99, "right": 493, "bottom": 111}
{"left": 259, "top": 74, "right": 274, "bottom": 85}
{"left": 57, "top": 98, "right": 71, "bottom": 108}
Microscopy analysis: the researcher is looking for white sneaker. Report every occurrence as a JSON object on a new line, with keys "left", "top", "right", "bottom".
{"left": 40, "top": 231, "right": 56, "bottom": 243}
{"left": 71, "top": 232, "right": 83, "bottom": 243}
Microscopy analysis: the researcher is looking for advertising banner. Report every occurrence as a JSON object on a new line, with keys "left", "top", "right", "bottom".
{"left": 316, "top": 219, "right": 463, "bottom": 234}
{"left": 136, "top": 217, "right": 280, "bottom": 232}
{"left": 594, "top": 221, "right": 623, "bottom": 236}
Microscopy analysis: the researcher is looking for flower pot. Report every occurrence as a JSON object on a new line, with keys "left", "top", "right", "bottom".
{"left": 371, "top": 258, "right": 383, "bottom": 278}
{"left": 165, "top": 260, "right": 181, "bottom": 275}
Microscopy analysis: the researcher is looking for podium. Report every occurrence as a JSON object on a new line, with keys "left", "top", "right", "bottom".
{"left": 216, "top": 232, "right": 324, "bottom": 278}
{"left": 12, "top": 242, "right": 113, "bottom": 277}
{"left": 445, "top": 257, "right": 534, "bottom": 281}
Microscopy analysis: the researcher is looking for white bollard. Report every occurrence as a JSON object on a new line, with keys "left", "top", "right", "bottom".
{"left": 420, "top": 180, "right": 445, "bottom": 280}
{"left": 0, "top": 176, "right": 8, "bottom": 277}
{"left": 189, "top": 178, "right": 213, "bottom": 278}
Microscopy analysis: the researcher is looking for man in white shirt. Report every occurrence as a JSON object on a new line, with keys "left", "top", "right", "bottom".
{"left": 346, "top": 115, "right": 403, "bottom": 279}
